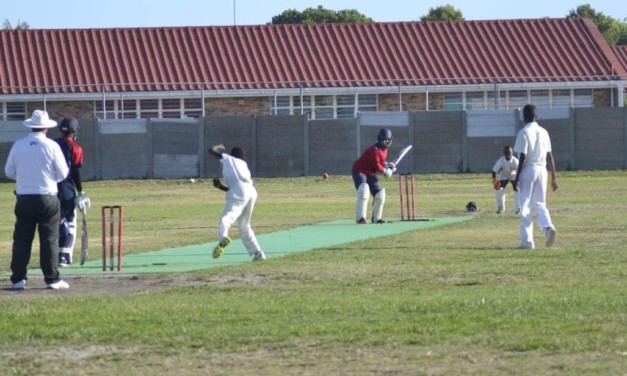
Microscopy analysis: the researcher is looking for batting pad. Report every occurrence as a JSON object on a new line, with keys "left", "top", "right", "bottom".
{"left": 18, "top": 217, "right": 472, "bottom": 275}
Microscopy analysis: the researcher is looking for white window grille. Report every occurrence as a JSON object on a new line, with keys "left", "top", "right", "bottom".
{"left": 1, "top": 102, "right": 27, "bottom": 120}
{"left": 271, "top": 94, "right": 377, "bottom": 119}
{"left": 94, "top": 98, "right": 202, "bottom": 119}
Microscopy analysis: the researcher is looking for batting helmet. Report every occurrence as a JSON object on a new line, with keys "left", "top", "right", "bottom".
{"left": 466, "top": 201, "right": 478, "bottom": 212}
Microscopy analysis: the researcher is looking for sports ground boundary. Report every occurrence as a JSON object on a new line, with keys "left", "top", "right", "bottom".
{"left": 9, "top": 217, "right": 472, "bottom": 275}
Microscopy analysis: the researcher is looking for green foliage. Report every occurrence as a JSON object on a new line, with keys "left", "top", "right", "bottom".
{"left": 568, "top": 4, "right": 627, "bottom": 45}
{"left": 420, "top": 5, "right": 465, "bottom": 21}
{"left": 270, "top": 5, "right": 372, "bottom": 25}
{"left": 2, "top": 18, "right": 30, "bottom": 30}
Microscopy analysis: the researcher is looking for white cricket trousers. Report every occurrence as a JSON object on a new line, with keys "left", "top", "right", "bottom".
{"left": 518, "top": 164, "right": 554, "bottom": 248}
{"left": 219, "top": 186, "right": 262, "bottom": 256}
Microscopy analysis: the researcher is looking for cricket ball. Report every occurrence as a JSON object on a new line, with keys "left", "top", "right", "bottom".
{"left": 322, "top": 172, "right": 329, "bottom": 180}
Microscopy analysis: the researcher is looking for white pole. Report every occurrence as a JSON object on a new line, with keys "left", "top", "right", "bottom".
{"left": 233, "top": 0, "right": 236, "bottom": 26}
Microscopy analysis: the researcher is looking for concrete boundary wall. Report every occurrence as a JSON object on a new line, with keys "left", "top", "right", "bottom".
{"left": 0, "top": 108, "right": 624, "bottom": 181}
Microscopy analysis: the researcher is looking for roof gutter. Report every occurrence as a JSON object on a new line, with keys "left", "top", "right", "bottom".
{"left": 0, "top": 81, "right": 624, "bottom": 103}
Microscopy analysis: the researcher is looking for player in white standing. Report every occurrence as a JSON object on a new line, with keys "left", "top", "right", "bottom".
{"left": 5, "top": 110, "right": 70, "bottom": 290}
{"left": 209, "top": 144, "right": 266, "bottom": 261}
{"left": 351, "top": 128, "right": 396, "bottom": 224}
{"left": 492, "top": 145, "right": 520, "bottom": 214}
{"left": 513, "top": 104, "right": 558, "bottom": 249}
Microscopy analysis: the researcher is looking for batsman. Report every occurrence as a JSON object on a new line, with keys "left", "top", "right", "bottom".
{"left": 55, "top": 117, "right": 91, "bottom": 266}
{"left": 351, "top": 128, "right": 397, "bottom": 224}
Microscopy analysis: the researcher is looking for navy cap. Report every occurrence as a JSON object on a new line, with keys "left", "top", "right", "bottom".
{"left": 59, "top": 117, "right": 79, "bottom": 133}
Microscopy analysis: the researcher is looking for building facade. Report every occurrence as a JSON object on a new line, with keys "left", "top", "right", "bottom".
{"left": 1, "top": 18, "right": 626, "bottom": 121}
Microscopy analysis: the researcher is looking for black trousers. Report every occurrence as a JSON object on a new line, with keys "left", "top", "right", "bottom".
{"left": 10, "top": 195, "right": 62, "bottom": 285}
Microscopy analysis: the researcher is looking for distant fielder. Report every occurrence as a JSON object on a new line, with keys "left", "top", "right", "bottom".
{"left": 492, "top": 145, "right": 520, "bottom": 214}
{"left": 209, "top": 144, "right": 266, "bottom": 262}
{"left": 351, "top": 128, "right": 396, "bottom": 224}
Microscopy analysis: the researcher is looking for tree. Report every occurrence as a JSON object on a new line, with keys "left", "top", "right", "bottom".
{"left": 3, "top": 18, "right": 30, "bottom": 30}
{"left": 271, "top": 6, "right": 372, "bottom": 24}
{"left": 420, "top": 5, "right": 464, "bottom": 22}
{"left": 568, "top": 4, "right": 627, "bottom": 45}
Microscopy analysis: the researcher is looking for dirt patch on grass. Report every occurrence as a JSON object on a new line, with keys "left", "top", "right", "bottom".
{"left": 1, "top": 273, "right": 203, "bottom": 299}
{"left": 1, "top": 271, "right": 277, "bottom": 299}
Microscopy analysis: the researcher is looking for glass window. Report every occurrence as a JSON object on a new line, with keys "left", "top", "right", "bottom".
{"left": 5, "top": 102, "right": 26, "bottom": 120}
{"left": 274, "top": 96, "right": 290, "bottom": 107}
{"left": 314, "top": 95, "right": 333, "bottom": 107}
{"left": 314, "top": 107, "right": 334, "bottom": 119}
{"left": 336, "top": 95, "right": 356, "bottom": 118}
{"left": 486, "top": 91, "right": 506, "bottom": 109}
{"left": 120, "top": 99, "right": 137, "bottom": 119}
{"left": 337, "top": 107, "right": 356, "bottom": 118}
{"left": 140, "top": 99, "right": 159, "bottom": 119}
{"left": 271, "top": 96, "right": 291, "bottom": 115}
{"left": 508, "top": 91, "right": 528, "bottom": 109}
{"left": 358, "top": 94, "right": 377, "bottom": 106}
{"left": 162, "top": 98, "right": 181, "bottom": 118}
{"left": 444, "top": 93, "right": 463, "bottom": 111}
{"left": 293, "top": 95, "right": 312, "bottom": 115}
{"left": 293, "top": 95, "right": 311, "bottom": 108}
{"left": 573, "top": 89, "right": 593, "bottom": 107}
{"left": 337, "top": 95, "right": 355, "bottom": 106}
{"left": 184, "top": 98, "right": 202, "bottom": 118}
{"left": 162, "top": 98, "right": 180, "bottom": 111}
{"left": 465, "top": 92, "right": 485, "bottom": 110}
{"left": 95, "top": 100, "right": 116, "bottom": 119}
{"left": 270, "top": 93, "right": 376, "bottom": 118}
{"left": 275, "top": 108, "right": 291, "bottom": 115}
{"left": 357, "top": 106, "right": 376, "bottom": 113}
{"left": 552, "top": 90, "right": 571, "bottom": 107}
{"left": 530, "top": 90, "right": 550, "bottom": 107}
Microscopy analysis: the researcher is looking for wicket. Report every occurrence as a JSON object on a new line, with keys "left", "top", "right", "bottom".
{"left": 101, "top": 206, "right": 123, "bottom": 271}
{"left": 398, "top": 173, "right": 416, "bottom": 221}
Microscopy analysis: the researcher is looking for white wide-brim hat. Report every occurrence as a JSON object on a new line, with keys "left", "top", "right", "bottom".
{"left": 23, "top": 110, "right": 57, "bottom": 129}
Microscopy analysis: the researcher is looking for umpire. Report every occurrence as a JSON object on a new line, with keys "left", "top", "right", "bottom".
{"left": 5, "top": 110, "right": 70, "bottom": 290}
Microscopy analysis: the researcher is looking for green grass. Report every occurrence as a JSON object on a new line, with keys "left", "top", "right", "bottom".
{"left": 0, "top": 171, "right": 625, "bottom": 375}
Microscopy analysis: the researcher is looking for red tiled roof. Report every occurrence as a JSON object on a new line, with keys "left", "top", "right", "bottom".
{"left": 0, "top": 17, "right": 625, "bottom": 95}
{"left": 612, "top": 45, "right": 627, "bottom": 71}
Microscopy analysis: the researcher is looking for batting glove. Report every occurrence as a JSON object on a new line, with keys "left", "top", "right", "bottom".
{"left": 75, "top": 192, "right": 92, "bottom": 210}
{"left": 383, "top": 168, "right": 394, "bottom": 178}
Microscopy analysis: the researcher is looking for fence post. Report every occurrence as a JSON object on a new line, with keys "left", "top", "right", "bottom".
{"left": 198, "top": 117, "right": 205, "bottom": 178}
{"left": 623, "top": 107, "right": 627, "bottom": 169}
{"left": 303, "top": 115, "right": 310, "bottom": 176}
{"left": 569, "top": 107, "right": 576, "bottom": 170}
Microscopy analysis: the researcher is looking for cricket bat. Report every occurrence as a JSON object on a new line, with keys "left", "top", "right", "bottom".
{"left": 79, "top": 206, "right": 88, "bottom": 265}
{"left": 392, "top": 145, "right": 413, "bottom": 166}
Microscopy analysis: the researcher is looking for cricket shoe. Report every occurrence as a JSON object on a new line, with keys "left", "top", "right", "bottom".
{"left": 544, "top": 227, "right": 556, "bottom": 247}
{"left": 11, "top": 279, "right": 26, "bottom": 290}
{"left": 212, "top": 237, "right": 231, "bottom": 259}
{"left": 371, "top": 219, "right": 387, "bottom": 224}
{"left": 356, "top": 218, "right": 367, "bottom": 224}
{"left": 496, "top": 208, "right": 503, "bottom": 214}
{"left": 517, "top": 245, "right": 535, "bottom": 250}
{"left": 253, "top": 251, "right": 266, "bottom": 262}
{"left": 47, "top": 280, "right": 70, "bottom": 289}
{"left": 59, "top": 252, "right": 72, "bottom": 267}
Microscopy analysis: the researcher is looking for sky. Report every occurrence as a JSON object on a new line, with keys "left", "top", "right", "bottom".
{"left": 2, "top": 0, "right": 625, "bottom": 29}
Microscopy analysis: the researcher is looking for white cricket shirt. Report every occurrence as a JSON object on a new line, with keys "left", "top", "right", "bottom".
{"left": 4, "top": 132, "right": 69, "bottom": 195}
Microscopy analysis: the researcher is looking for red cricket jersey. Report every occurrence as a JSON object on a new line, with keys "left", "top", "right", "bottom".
{"left": 352, "top": 144, "right": 387, "bottom": 176}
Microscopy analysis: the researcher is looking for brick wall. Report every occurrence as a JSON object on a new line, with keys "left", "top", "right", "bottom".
{"left": 204, "top": 97, "right": 270, "bottom": 116}
{"left": 27, "top": 101, "right": 95, "bottom": 120}
{"left": 593, "top": 89, "right": 611, "bottom": 106}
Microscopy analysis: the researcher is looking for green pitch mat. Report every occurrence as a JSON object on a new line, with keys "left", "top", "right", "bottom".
{"left": 10, "top": 217, "right": 472, "bottom": 275}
